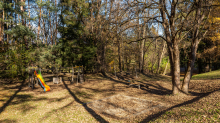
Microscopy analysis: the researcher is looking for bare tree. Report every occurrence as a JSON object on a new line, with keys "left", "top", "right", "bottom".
{"left": 182, "top": 0, "right": 213, "bottom": 93}
{"left": 37, "top": 0, "right": 42, "bottom": 41}
{"left": 157, "top": 41, "right": 166, "bottom": 74}
{"left": 157, "top": 0, "right": 213, "bottom": 94}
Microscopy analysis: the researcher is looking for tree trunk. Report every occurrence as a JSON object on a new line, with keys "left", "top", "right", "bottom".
{"left": 0, "top": 9, "right": 2, "bottom": 49}
{"left": 20, "top": 0, "right": 28, "bottom": 50}
{"left": 37, "top": 0, "right": 42, "bottom": 41}
{"left": 55, "top": 0, "right": 57, "bottom": 45}
{"left": 49, "top": 0, "right": 53, "bottom": 45}
{"left": 163, "top": 58, "right": 169, "bottom": 75}
{"left": 122, "top": 39, "right": 124, "bottom": 71}
{"left": 182, "top": 1, "right": 205, "bottom": 94}
{"left": 182, "top": 41, "right": 199, "bottom": 93}
{"left": 157, "top": 41, "right": 166, "bottom": 74}
{"left": 168, "top": 44, "right": 181, "bottom": 95}
{"left": 42, "top": 15, "right": 45, "bottom": 44}
{"left": 140, "top": 22, "right": 146, "bottom": 73}
{"left": 101, "top": 41, "right": 106, "bottom": 75}
{"left": 118, "top": 40, "right": 122, "bottom": 72}
{"left": 209, "top": 55, "right": 212, "bottom": 72}
{"left": 28, "top": 0, "right": 31, "bottom": 29}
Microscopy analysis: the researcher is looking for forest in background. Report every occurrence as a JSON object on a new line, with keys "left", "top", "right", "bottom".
{"left": 0, "top": 0, "right": 220, "bottom": 94}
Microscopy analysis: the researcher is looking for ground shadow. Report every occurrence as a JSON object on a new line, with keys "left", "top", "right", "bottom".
{"left": 103, "top": 74, "right": 173, "bottom": 96}
{"left": 62, "top": 79, "right": 109, "bottom": 123}
{"left": 38, "top": 101, "right": 75, "bottom": 122}
{"left": 0, "top": 119, "right": 17, "bottom": 123}
{"left": 0, "top": 78, "right": 25, "bottom": 114}
{"left": 141, "top": 73, "right": 172, "bottom": 82}
{"left": 139, "top": 90, "right": 218, "bottom": 122}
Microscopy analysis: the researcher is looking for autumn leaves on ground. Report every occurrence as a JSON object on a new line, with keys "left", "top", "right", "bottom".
{"left": 0, "top": 71, "right": 220, "bottom": 123}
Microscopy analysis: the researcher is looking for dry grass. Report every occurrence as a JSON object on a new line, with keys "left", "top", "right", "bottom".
{"left": 0, "top": 72, "right": 220, "bottom": 123}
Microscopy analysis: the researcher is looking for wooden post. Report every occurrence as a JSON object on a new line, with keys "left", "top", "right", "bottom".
{"left": 28, "top": 67, "right": 30, "bottom": 87}
{"left": 72, "top": 66, "right": 74, "bottom": 83}
{"left": 135, "top": 65, "right": 137, "bottom": 78}
{"left": 75, "top": 65, "right": 77, "bottom": 85}
{"left": 31, "top": 69, "right": 34, "bottom": 89}
{"left": 131, "top": 65, "right": 134, "bottom": 76}
{"left": 82, "top": 65, "right": 84, "bottom": 82}
{"left": 110, "top": 64, "right": 111, "bottom": 73}
{"left": 56, "top": 67, "right": 59, "bottom": 79}
{"left": 114, "top": 63, "right": 116, "bottom": 79}
{"left": 29, "top": 69, "right": 31, "bottom": 87}
{"left": 78, "top": 66, "right": 80, "bottom": 84}
{"left": 35, "top": 68, "right": 39, "bottom": 86}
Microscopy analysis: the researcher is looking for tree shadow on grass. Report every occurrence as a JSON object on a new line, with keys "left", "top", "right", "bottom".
{"left": 38, "top": 101, "right": 74, "bottom": 122}
{"left": 62, "top": 79, "right": 109, "bottom": 123}
{"left": 0, "top": 79, "right": 25, "bottom": 114}
{"left": 141, "top": 73, "right": 172, "bottom": 82}
{"left": 0, "top": 90, "right": 48, "bottom": 115}
{"left": 139, "top": 90, "right": 218, "bottom": 123}
{"left": 103, "top": 74, "right": 173, "bottom": 96}
{"left": 0, "top": 119, "right": 17, "bottom": 123}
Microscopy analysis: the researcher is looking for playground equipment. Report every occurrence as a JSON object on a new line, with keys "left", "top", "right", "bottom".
{"left": 28, "top": 65, "right": 85, "bottom": 88}
{"left": 51, "top": 65, "right": 84, "bottom": 85}
{"left": 70, "top": 65, "right": 84, "bottom": 85}
{"left": 34, "top": 70, "right": 50, "bottom": 91}
{"left": 28, "top": 67, "right": 50, "bottom": 91}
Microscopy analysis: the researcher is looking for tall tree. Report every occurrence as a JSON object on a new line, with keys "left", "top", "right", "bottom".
{"left": 156, "top": 0, "right": 213, "bottom": 94}
{"left": 37, "top": 0, "right": 42, "bottom": 42}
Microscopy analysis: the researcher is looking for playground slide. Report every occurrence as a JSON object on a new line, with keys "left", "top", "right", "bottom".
{"left": 34, "top": 70, "right": 50, "bottom": 91}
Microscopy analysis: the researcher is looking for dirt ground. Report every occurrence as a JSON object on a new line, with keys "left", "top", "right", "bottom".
{"left": 0, "top": 72, "right": 220, "bottom": 122}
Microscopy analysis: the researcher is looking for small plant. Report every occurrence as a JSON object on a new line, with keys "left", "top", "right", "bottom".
{"left": 208, "top": 109, "right": 213, "bottom": 113}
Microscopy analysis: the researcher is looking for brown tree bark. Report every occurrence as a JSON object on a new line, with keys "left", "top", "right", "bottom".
{"left": 20, "top": 0, "right": 28, "bottom": 50}
{"left": 42, "top": 17, "right": 45, "bottom": 44}
{"left": 116, "top": 0, "right": 122, "bottom": 72}
{"left": 54, "top": 0, "right": 58, "bottom": 45}
{"left": 49, "top": 0, "right": 53, "bottom": 45}
{"left": 0, "top": 8, "right": 2, "bottom": 49}
{"left": 157, "top": 41, "right": 166, "bottom": 74}
{"left": 28, "top": 0, "right": 31, "bottom": 29}
{"left": 37, "top": 0, "right": 42, "bottom": 41}
{"left": 159, "top": 0, "right": 181, "bottom": 94}
{"left": 163, "top": 58, "right": 169, "bottom": 75}
{"left": 100, "top": 0, "right": 109, "bottom": 75}
{"left": 182, "top": 0, "right": 211, "bottom": 94}
{"left": 140, "top": 14, "right": 146, "bottom": 73}
{"left": 182, "top": 40, "right": 199, "bottom": 93}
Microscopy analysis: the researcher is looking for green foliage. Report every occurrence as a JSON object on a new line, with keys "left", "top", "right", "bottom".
{"left": 5, "top": 25, "right": 35, "bottom": 42}
{"left": 159, "top": 57, "right": 170, "bottom": 74}
{"left": 58, "top": 0, "right": 97, "bottom": 70}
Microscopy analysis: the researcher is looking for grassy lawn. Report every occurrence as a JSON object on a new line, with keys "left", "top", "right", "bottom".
{"left": 192, "top": 69, "right": 220, "bottom": 80}
{"left": 0, "top": 71, "right": 220, "bottom": 123}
